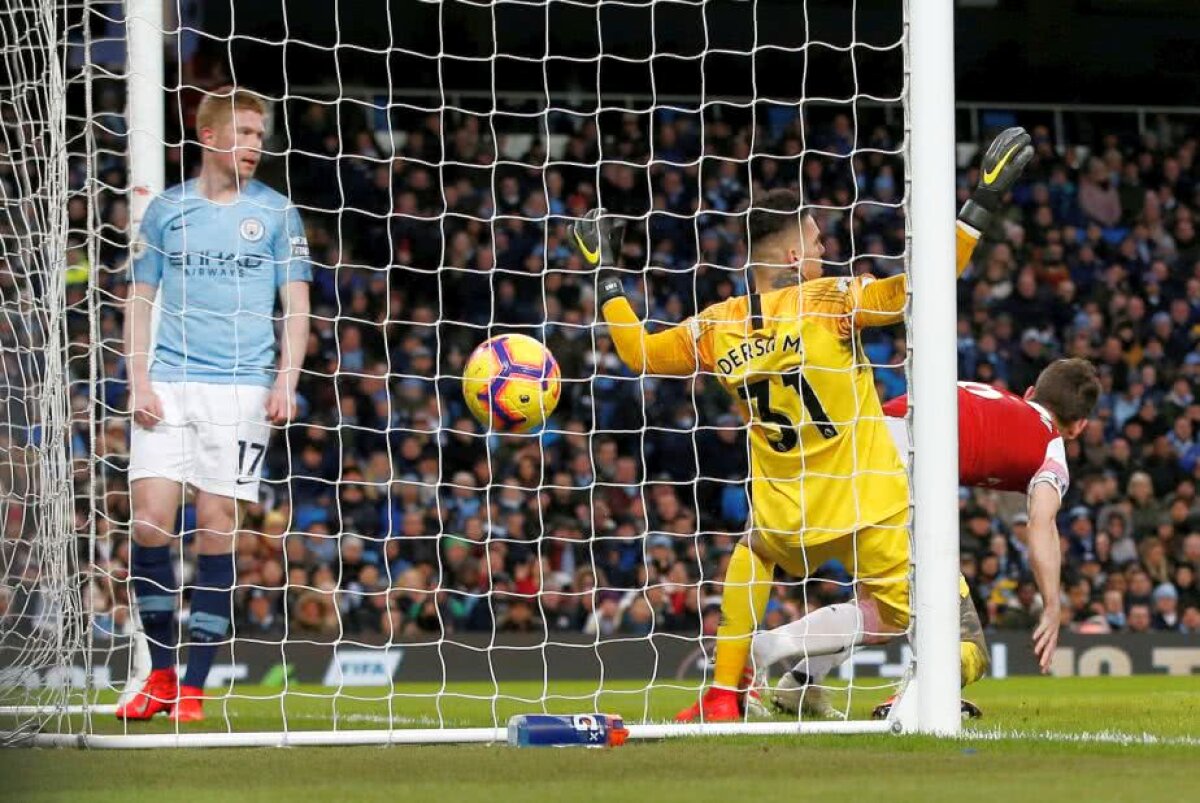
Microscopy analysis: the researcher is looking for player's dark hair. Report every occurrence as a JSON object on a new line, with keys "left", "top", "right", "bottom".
{"left": 1031, "top": 358, "right": 1101, "bottom": 425}
{"left": 747, "top": 188, "right": 810, "bottom": 249}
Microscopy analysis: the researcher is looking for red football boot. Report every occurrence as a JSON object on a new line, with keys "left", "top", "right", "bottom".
{"left": 114, "top": 668, "right": 179, "bottom": 720}
{"left": 168, "top": 686, "right": 206, "bottom": 723}
{"left": 675, "top": 686, "right": 743, "bottom": 723}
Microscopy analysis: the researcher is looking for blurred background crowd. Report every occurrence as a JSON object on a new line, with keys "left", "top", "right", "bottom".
{"left": 7, "top": 81, "right": 1200, "bottom": 650}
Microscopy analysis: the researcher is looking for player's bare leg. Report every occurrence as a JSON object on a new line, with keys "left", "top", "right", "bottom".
{"left": 116, "top": 477, "right": 184, "bottom": 720}
{"left": 128, "top": 478, "right": 182, "bottom": 551}
{"left": 191, "top": 490, "right": 239, "bottom": 556}
{"left": 170, "top": 490, "right": 241, "bottom": 723}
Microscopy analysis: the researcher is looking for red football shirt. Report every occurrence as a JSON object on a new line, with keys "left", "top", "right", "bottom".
{"left": 882, "top": 381, "right": 1069, "bottom": 497}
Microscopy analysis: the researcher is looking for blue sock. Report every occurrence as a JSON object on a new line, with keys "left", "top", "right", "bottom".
{"left": 182, "top": 553, "right": 235, "bottom": 690}
{"left": 131, "top": 544, "right": 178, "bottom": 672}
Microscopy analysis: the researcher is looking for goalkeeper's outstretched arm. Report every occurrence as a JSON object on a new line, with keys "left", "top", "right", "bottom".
{"left": 850, "top": 126, "right": 1034, "bottom": 327}
{"left": 573, "top": 209, "right": 699, "bottom": 376}
{"left": 597, "top": 280, "right": 699, "bottom": 376}
{"left": 850, "top": 222, "right": 983, "bottom": 328}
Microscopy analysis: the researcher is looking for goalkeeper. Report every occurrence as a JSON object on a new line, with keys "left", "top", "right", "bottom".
{"left": 573, "top": 128, "right": 1032, "bottom": 722}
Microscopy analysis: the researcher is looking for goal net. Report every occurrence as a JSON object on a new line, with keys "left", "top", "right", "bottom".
{"left": 0, "top": 1, "right": 83, "bottom": 741}
{"left": 3, "top": 0, "right": 961, "bottom": 747}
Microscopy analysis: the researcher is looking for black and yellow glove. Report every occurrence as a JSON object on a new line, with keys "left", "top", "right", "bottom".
{"left": 571, "top": 207, "right": 627, "bottom": 308}
{"left": 958, "top": 126, "right": 1033, "bottom": 232}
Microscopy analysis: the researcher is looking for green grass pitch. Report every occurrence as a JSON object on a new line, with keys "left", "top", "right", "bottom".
{"left": 3, "top": 676, "right": 1197, "bottom": 802}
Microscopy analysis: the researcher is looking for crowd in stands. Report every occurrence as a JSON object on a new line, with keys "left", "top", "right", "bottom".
{"left": 42, "top": 91, "right": 1200, "bottom": 646}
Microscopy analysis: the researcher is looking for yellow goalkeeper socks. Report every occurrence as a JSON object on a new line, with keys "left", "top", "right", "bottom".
{"left": 713, "top": 542, "right": 774, "bottom": 690}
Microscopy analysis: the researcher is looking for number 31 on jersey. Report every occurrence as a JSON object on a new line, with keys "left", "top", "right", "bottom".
{"left": 737, "top": 369, "right": 836, "bottom": 453}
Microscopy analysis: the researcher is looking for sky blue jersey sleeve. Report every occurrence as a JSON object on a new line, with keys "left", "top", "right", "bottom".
{"left": 130, "top": 197, "right": 165, "bottom": 286}
{"left": 274, "top": 206, "right": 312, "bottom": 287}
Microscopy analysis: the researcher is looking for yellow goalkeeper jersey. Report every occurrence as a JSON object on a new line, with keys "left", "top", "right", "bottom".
{"left": 692, "top": 277, "right": 907, "bottom": 544}
{"left": 599, "top": 222, "right": 980, "bottom": 545}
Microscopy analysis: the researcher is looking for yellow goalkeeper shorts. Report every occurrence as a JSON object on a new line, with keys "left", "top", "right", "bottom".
{"left": 748, "top": 508, "right": 911, "bottom": 629}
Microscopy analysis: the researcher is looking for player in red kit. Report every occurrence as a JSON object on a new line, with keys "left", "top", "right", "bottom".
{"left": 880, "top": 359, "right": 1103, "bottom": 656}
{"left": 757, "top": 359, "right": 1101, "bottom": 719}
{"left": 882, "top": 381, "right": 1071, "bottom": 497}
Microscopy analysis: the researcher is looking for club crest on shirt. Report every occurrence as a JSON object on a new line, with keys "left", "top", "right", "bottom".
{"left": 240, "top": 217, "right": 265, "bottom": 242}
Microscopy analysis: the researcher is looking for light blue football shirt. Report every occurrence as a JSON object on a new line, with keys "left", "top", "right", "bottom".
{"left": 131, "top": 179, "right": 312, "bottom": 387}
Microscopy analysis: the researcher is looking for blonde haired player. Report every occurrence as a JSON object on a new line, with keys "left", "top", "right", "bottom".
{"left": 573, "top": 128, "right": 1032, "bottom": 722}
{"left": 118, "top": 88, "right": 311, "bottom": 723}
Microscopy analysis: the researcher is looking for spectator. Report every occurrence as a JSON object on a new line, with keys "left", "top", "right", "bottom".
{"left": 1102, "top": 588, "right": 1127, "bottom": 631}
{"left": 240, "top": 590, "right": 283, "bottom": 635}
{"left": 1151, "top": 583, "right": 1181, "bottom": 631}
{"left": 1078, "top": 157, "right": 1122, "bottom": 227}
{"left": 1175, "top": 563, "right": 1199, "bottom": 610}
{"left": 1181, "top": 605, "right": 1200, "bottom": 634}
{"left": 498, "top": 600, "right": 542, "bottom": 633}
{"left": 1065, "top": 578, "right": 1094, "bottom": 624}
{"left": 995, "top": 578, "right": 1041, "bottom": 630}
{"left": 1127, "top": 568, "right": 1156, "bottom": 610}
{"left": 584, "top": 593, "right": 623, "bottom": 637}
{"left": 291, "top": 591, "right": 339, "bottom": 639}
{"left": 1127, "top": 603, "right": 1154, "bottom": 634}
{"left": 1127, "top": 472, "right": 1165, "bottom": 537}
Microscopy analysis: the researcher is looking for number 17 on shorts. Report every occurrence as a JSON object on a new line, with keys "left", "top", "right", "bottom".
{"left": 130, "top": 382, "right": 271, "bottom": 502}
{"left": 237, "top": 439, "right": 267, "bottom": 487}
{"left": 224, "top": 384, "right": 272, "bottom": 501}
{"left": 196, "top": 383, "right": 270, "bottom": 501}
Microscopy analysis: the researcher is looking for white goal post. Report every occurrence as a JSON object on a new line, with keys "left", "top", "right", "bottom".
{"left": 1, "top": 0, "right": 959, "bottom": 746}
{"left": 906, "top": 0, "right": 962, "bottom": 736}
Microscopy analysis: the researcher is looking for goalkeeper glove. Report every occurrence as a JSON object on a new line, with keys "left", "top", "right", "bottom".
{"left": 571, "top": 207, "right": 627, "bottom": 308}
{"left": 958, "top": 126, "right": 1033, "bottom": 232}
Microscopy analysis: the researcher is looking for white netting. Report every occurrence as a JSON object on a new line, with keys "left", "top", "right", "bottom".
{"left": 8, "top": 0, "right": 915, "bottom": 744}
{"left": 0, "top": 1, "right": 81, "bottom": 743}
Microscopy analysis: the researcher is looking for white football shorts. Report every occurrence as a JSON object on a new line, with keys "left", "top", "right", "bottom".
{"left": 129, "top": 381, "right": 271, "bottom": 502}
{"left": 884, "top": 416, "right": 910, "bottom": 469}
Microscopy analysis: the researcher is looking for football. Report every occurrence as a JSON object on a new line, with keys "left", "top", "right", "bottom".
{"left": 462, "top": 333, "right": 562, "bottom": 432}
